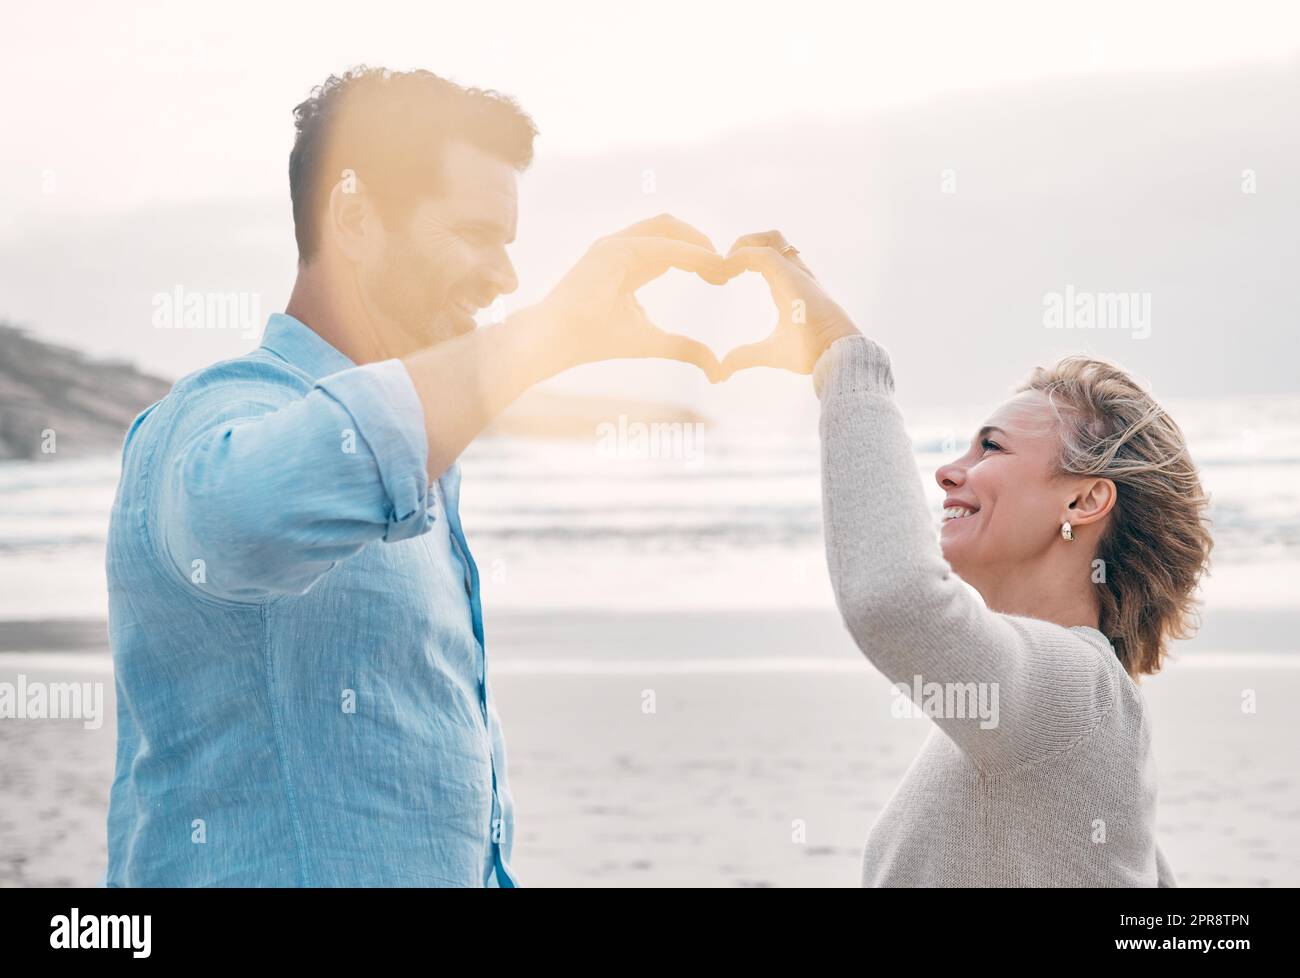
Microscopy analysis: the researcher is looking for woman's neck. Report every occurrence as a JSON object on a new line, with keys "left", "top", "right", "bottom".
{"left": 967, "top": 561, "right": 1103, "bottom": 631}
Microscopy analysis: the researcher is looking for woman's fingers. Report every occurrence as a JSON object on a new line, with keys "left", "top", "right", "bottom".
{"left": 727, "top": 229, "right": 788, "bottom": 254}
{"left": 716, "top": 246, "right": 800, "bottom": 380}
{"left": 726, "top": 230, "right": 815, "bottom": 278}
{"left": 723, "top": 244, "right": 809, "bottom": 288}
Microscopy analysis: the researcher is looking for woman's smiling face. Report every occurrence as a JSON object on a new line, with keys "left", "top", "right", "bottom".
{"left": 934, "top": 390, "right": 1074, "bottom": 580}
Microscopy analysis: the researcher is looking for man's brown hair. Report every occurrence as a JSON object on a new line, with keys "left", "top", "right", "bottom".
{"left": 288, "top": 66, "right": 538, "bottom": 263}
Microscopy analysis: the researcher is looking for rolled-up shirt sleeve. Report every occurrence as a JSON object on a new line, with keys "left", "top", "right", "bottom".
{"left": 314, "top": 359, "right": 432, "bottom": 543}
{"left": 156, "top": 358, "right": 433, "bottom": 602}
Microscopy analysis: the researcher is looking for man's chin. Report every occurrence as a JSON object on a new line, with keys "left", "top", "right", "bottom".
{"left": 443, "top": 306, "right": 479, "bottom": 338}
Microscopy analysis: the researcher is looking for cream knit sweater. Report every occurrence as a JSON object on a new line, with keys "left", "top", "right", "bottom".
{"left": 813, "top": 335, "right": 1176, "bottom": 887}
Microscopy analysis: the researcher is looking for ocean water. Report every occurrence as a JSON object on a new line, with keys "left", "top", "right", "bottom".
{"left": 1, "top": 393, "right": 1297, "bottom": 623}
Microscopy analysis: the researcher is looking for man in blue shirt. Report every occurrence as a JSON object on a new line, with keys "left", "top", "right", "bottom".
{"left": 105, "top": 67, "right": 727, "bottom": 886}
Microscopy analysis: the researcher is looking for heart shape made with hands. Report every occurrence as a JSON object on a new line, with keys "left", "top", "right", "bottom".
{"left": 635, "top": 264, "right": 779, "bottom": 367}
{"left": 630, "top": 234, "right": 848, "bottom": 382}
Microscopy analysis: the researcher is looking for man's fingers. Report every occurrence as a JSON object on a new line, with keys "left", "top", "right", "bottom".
{"left": 647, "top": 331, "right": 723, "bottom": 382}
{"left": 611, "top": 214, "right": 717, "bottom": 254}
{"left": 617, "top": 236, "right": 729, "bottom": 290}
{"left": 717, "top": 337, "right": 783, "bottom": 381}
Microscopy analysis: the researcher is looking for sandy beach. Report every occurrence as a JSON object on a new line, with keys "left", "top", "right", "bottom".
{"left": 1, "top": 609, "right": 1297, "bottom": 887}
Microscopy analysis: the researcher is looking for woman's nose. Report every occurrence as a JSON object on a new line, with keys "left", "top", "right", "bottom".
{"left": 935, "top": 460, "right": 965, "bottom": 490}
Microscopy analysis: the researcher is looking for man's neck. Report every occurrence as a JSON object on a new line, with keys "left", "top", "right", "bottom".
{"left": 285, "top": 261, "right": 392, "bottom": 366}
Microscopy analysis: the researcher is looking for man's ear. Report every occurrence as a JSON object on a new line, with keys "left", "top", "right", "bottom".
{"left": 1066, "top": 477, "right": 1117, "bottom": 529}
{"left": 326, "top": 176, "right": 371, "bottom": 264}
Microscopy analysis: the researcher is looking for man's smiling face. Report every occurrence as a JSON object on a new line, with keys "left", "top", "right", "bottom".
{"left": 361, "top": 139, "right": 520, "bottom": 349}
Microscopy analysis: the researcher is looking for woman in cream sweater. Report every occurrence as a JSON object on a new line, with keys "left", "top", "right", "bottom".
{"left": 718, "top": 231, "right": 1213, "bottom": 887}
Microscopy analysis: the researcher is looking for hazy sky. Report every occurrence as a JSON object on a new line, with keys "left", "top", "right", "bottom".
{"left": 4, "top": 0, "right": 1299, "bottom": 222}
{"left": 2, "top": 1, "right": 1297, "bottom": 427}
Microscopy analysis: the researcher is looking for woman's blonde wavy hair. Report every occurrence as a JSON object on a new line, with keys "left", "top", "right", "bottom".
{"left": 1019, "top": 356, "right": 1213, "bottom": 677}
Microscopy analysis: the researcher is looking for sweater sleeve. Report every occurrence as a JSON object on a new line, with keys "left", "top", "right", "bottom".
{"left": 1155, "top": 842, "right": 1178, "bottom": 887}
{"left": 814, "top": 335, "right": 1114, "bottom": 774}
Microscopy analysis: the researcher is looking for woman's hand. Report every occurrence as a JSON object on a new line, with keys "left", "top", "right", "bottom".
{"left": 718, "top": 230, "right": 861, "bottom": 381}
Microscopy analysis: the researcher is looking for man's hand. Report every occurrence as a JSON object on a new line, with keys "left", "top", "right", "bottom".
{"left": 717, "top": 230, "right": 861, "bottom": 381}
{"left": 526, "top": 214, "right": 729, "bottom": 381}
{"left": 403, "top": 214, "right": 728, "bottom": 480}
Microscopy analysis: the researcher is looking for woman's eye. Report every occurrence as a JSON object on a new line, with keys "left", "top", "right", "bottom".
{"left": 981, "top": 438, "right": 1002, "bottom": 453}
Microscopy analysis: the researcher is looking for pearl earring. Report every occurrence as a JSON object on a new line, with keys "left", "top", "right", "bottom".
{"left": 1061, "top": 521, "right": 1074, "bottom": 541}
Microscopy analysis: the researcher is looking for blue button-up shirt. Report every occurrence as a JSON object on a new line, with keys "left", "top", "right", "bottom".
{"left": 104, "top": 312, "right": 517, "bottom": 886}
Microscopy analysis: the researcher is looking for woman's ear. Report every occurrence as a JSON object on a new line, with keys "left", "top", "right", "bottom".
{"left": 326, "top": 175, "right": 371, "bottom": 264}
{"left": 1067, "top": 478, "right": 1117, "bottom": 528}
